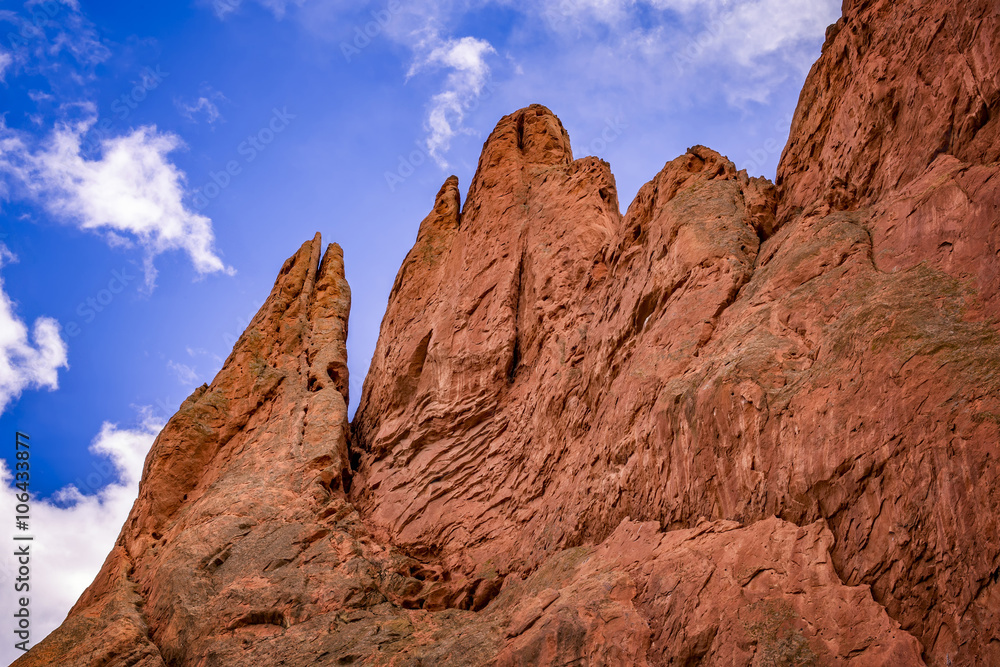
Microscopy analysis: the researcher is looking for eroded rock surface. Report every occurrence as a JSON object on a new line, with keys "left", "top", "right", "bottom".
{"left": 18, "top": 0, "right": 1000, "bottom": 664}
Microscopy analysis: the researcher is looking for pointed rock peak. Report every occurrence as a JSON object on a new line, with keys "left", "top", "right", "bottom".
{"left": 312, "top": 237, "right": 349, "bottom": 300}
{"left": 430, "top": 175, "right": 461, "bottom": 225}
{"left": 479, "top": 104, "right": 574, "bottom": 169}
{"left": 386, "top": 176, "right": 462, "bottom": 299}
{"left": 115, "top": 232, "right": 352, "bottom": 552}
{"left": 412, "top": 176, "right": 461, "bottom": 245}
{"left": 270, "top": 232, "right": 346, "bottom": 312}
{"left": 310, "top": 240, "right": 351, "bottom": 400}
{"left": 317, "top": 239, "right": 346, "bottom": 283}
{"left": 270, "top": 232, "right": 322, "bottom": 310}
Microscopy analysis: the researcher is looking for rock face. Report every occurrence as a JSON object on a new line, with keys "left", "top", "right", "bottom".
{"left": 17, "top": 0, "right": 1000, "bottom": 665}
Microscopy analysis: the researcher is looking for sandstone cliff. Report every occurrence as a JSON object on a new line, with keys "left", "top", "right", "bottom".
{"left": 17, "top": 0, "right": 1000, "bottom": 664}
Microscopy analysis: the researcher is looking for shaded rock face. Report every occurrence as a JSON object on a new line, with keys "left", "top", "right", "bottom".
{"left": 18, "top": 1, "right": 1000, "bottom": 665}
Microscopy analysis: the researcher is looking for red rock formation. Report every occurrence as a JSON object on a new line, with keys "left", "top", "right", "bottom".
{"left": 15, "top": 236, "right": 358, "bottom": 666}
{"left": 17, "top": 0, "right": 1000, "bottom": 664}
{"left": 352, "top": 124, "right": 779, "bottom": 577}
{"left": 780, "top": 0, "right": 1000, "bottom": 311}
{"left": 19, "top": 229, "right": 921, "bottom": 667}
{"left": 353, "top": 0, "right": 1000, "bottom": 661}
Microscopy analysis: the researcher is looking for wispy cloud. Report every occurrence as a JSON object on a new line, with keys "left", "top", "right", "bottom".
{"left": 1, "top": 0, "right": 110, "bottom": 79}
{"left": 541, "top": 0, "right": 636, "bottom": 30}
{"left": 176, "top": 96, "right": 223, "bottom": 124}
{"left": 0, "top": 417, "right": 161, "bottom": 664}
{"left": 664, "top": 0, "right": 840, "bottom": 105}
{"left": 198, "top": 0, "right": 836, "bottom": 166}
{"left": 535, "top": 0, "right": 839, "bottom": 105}
{"left": 209, "top": 0, "right": 308, "bottom": 20}
{"left": 167, "top": 359, "right": 200, "bottom": 386}
{"left": 408, "top": 34, "right": 497, "bottom": 167}
{"left": 201, "top": 1, "right": 500, "bottom": 167}
{"left": 0, "top": 120, "right": 234, "bottom": 289}
{"left": 0, "top": 245, "right": 68, "bottom": 415}
{"left": 175, "top": 85, "right": 227, "bottom": 125}
{"left": 648, "top": 0, "right": 839, "bottom": 65}
{"left": 0, "top": 50, "right": 12, "bottom": 82}
{"left": 719, "top": 0, "right": 840, "bottom": 66}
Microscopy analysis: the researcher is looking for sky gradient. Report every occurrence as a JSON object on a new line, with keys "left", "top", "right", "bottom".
{"left": 0, "top": 0, "right": 840, "bottom": 657}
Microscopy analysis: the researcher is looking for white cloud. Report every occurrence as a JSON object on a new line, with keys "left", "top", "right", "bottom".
{"left": 0, "top": 51, "right": 12, "bottom": 82}
{"left": 663, "top": 0, "right": 840, "bottom": 105}
{"left": 0, "top": 417, "right": 161, "bottom": 665}
{"left": 225, "top": 1, "right": 497, "bottom": 167}
{"left": 532, "top": 0, "right": 839, "bottom": 106}
{"left": 176, "top": 91, "right": 226, "bottom": 125}
{"left": 643, "top": 0, "right": 840, "bottom": 63}
{"left": 0, "top": 246, "right": 68, "bottom": 415}
{"left": 0, "top": 120, "right": 234, "bottom": 288}
{"left": 647, "top": 0, "right": 726, "bottom": 13}
{"left": 199, "top": 0, "right": 836, "bottom": 166}
{"left": 4, "top": 0, "right": 109, "bottom": 75}
{"left": 719, "top": 0, "right": 839, "bottom": 66}
{"left": 26, "top": 0, "right": 81, "bottom": 10}
{"left": 408, "top": 34, "right": 497, "bottom": 167}
{"left": 648, "top": 0, "right": 838, "bottom": 67}
{"left": 211, "top": 0, "right": 242, "bottom": 18}
{"left": 210, "top": 0, "right": 306, "bottom": 19}
{"left": 27, "top": 90, "right": 54, "bottom": 103}
{"left": 167, "top": 359, "right": 200, "bottom": 386}
{"left": 540, "top": 0, "right": 635, "bottom": 29}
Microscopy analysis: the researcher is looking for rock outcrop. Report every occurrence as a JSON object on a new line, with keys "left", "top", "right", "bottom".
{"left": 17, "top": 0, "right": 1000, "bottom": 664}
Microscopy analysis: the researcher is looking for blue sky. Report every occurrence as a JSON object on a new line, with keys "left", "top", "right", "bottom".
{"left": 0, "top": 0, "right": 839, "bottom": 653}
